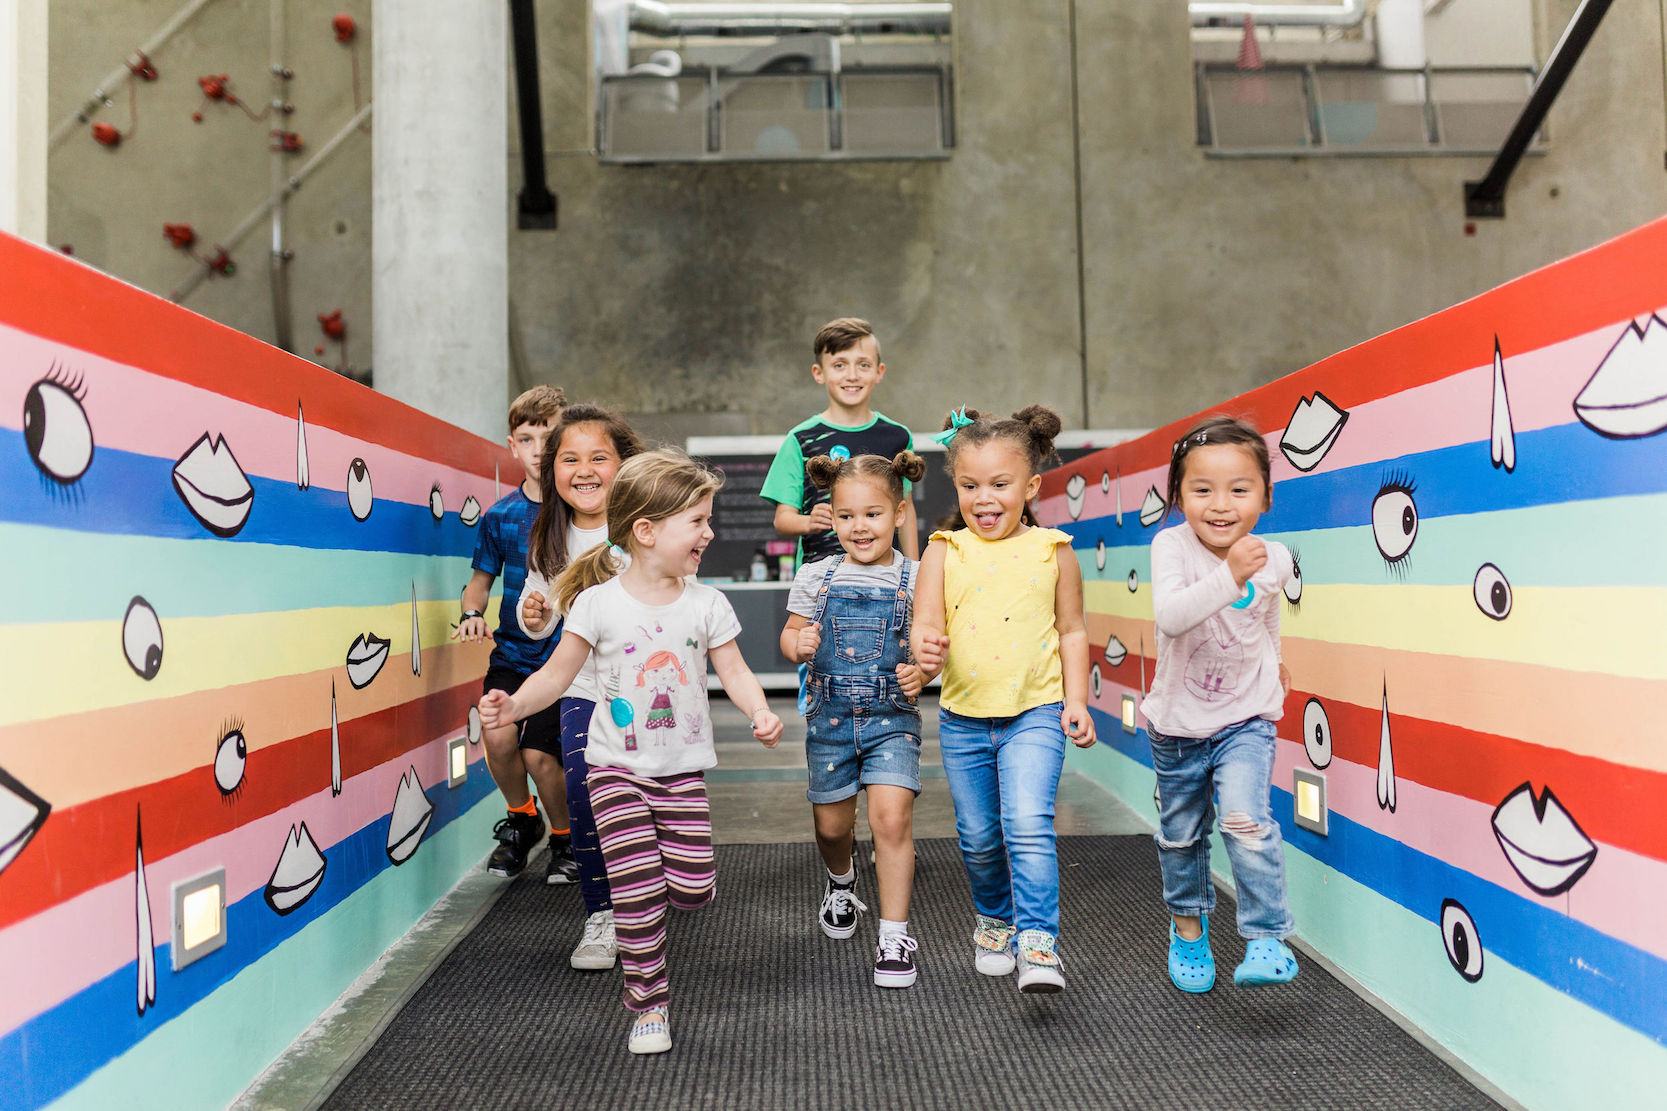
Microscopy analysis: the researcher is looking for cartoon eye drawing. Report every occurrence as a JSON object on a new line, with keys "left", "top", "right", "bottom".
{"left": 1279, "top": 392, "right": 1348, "bottom": 472}
{"left": 1138, "top": 487, "right": 1166, "bottom": 528}
{"left": 23, "top": 367, "right": 94, "bottom": 485}
{"left": 1491, "top": 782, "right": 1596, "bottom": 896}
{"left": 1301, "top": 698, "right": 1332, "bottom": 769}
{"left": 1371, "top": 475, "right": 1418, "bottom": 570}
{"left": 1473, "top": 563, "right": 1512, "bottom": 620}
{"left": 122, "top": 596, "right": 164, "bottom": 680}
{"left": 346, "top": 458, "right": 373, "bottom": 521}
{"left": 460, "top": 495, "right": 482, "bottom": 527}
{"left": 1095, "top": 539, "right": 1107, "bottom": 571}
{"left": 429, "top": 483, "right": 444, "bottom": 520}
{"left": 1573, "top": 313, "right": 1667, "bottom": 439}
{"left": 1127, "top": 569, "right": 1138, "bottom": 593}
{"left": 213, "top": 721, "right": 246, "bottom": 798}
{"left": 345, "top": 632, "right": 391, "bottom": 689}
{"left": 386, "top": 766, "right": 434, "bottom": 865}
{"left": 1099, "top": 471, "right": 1110, "bottom": 497}
{"left": 0, "top": 766, "right": 51, "bottom": 876}
{"left": 1440, "top": 899, "right": 1484, "bottom": 982}
{"left": 1065, "top": 474, "right": 1087, "bottom": 520}
{"left": 1104, "top": 635, "right": 1127, "bottom": 667}
{"left": 1089, "top": 663, "right": 1102, "bottom": 699}
{"left": 467, "top": 704, "right": 482, "bottom": 745}
{"left": 172, "top": 432, "right": 254, "bottom": 536}
{"left": 265, "top": 822, "right": 326, "bottom": 914}
{"left": 1284, "top": 548, "right": 1303, "bottom": 609}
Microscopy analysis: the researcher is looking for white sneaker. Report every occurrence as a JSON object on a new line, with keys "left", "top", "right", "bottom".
{"left": 628, "top": 1007, "right": 671, "bottom": 1055}
{"left": 973, "top": 914, "right": 1017, "bottom": 976}
{"left": 570, "top": 909, "right": 617, "bottom": 970}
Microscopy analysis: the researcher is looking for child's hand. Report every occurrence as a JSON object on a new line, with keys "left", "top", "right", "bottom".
{"left": 1062, "top": 701, "right": 1097, "bottom": 748}
{"left": 795, "top": 622, "right": 822, "bottom": 662}
{"left": 452, "top": 614, "right": 494, "bottom": 643}
{"left": 1227, "top": 535, "right": 1268, "bottom": 587}
{"left": 479, "top": 689, "right": 516, "bottom": 729}
{"left": 1279, "top": 662, "right": 1292, "bottom": 697}
{"left": 805, "top": 503, "right": 835, "bottom": 533}
{"left": 521, "top": 590, "right": 552, "bottom": 633}
{"left": 896, "top": 663, "right": 924, "bottom": 699}
{"left": 916, "top": 632, "right": 949, "bottom": 672}
{"left": 751, "top": 707, "right": 783, "bottom": 748}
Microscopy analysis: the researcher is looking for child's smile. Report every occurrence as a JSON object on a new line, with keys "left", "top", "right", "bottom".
{"left": 832, "top": 477, "right": 903, "bottom": 566}
{"left": 953, "top": 441, "right": 1041, "bottom": 542}
{"left": 553, "top": 422, "right": 622, "bottom": 529}
{"left": 1178, "top": 444, "right": 1270, "bottom": 557}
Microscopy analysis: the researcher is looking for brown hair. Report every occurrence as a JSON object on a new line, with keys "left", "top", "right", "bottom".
{"left": 813, "top": 317, "right": 881, "bottom": 362}
{"left": 554, "top": 450, "right": 723, "bottom": 613}
{"left": 805, "top": 450, "right": 925, "bottom": 506}
{"left": 528, "top": 404, "right": 646, "bottom": 578}
{"left": 939, "top": 404, "right": 1062, "bottom": 478}
{"left": 1164, "top": 415, "right": 1272, "bottom": 519}
{"left": 507, "top": 384, "right": 566, "bottom": 433}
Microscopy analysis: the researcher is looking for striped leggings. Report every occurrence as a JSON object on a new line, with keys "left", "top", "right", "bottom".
{"left": 587, "top": 767, "right": 715, "bottom": 1013}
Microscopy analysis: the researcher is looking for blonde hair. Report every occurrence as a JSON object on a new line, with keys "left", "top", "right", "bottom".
{"left": 554, "top": 449, "right": 722, "bottom": 613}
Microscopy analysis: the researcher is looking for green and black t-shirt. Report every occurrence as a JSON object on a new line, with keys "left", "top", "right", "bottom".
{"left": 760, "top": 412, "right": 914, "bottom": 563}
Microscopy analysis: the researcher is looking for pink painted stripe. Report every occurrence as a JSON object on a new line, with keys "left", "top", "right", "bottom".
{"left": 0, "top": 324, "right": 502, "bottom": 510}
{"left": 0, "top": 729, "right": 474, "bottom": 1035}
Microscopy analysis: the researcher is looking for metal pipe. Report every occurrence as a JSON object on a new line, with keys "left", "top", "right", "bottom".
{"left": 268, "top": 0, "right": 292, "bottom": 351}
{"left": 628, "top": 2, "right": 952, "bottom": 36}
{"left": 509, "top": 0, "right": 557, "bottom": 229}
{"left": 49, "top": 0, "right": 220, "bottom": 147}
{"left": 1187, "top": 1, "right": 1369, "bottom": 27}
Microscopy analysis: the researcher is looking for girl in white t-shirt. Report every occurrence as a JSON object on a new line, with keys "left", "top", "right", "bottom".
{"left": 482, "top": 450, "right": 784, "bottom": 1056}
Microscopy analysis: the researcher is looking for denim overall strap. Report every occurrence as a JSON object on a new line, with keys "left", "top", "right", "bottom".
{"left": 894, "top": 557, "right": 914, "bottom": 665}
{"left": 810, "top": 553, "right": 845, "bottom": 628}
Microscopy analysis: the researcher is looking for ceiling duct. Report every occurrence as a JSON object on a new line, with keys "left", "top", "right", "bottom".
{"left": 627, "top": 2, "right": 953, "bottom": 37}
{"left": 1187, "top": 1, "right": 1370, "bottom": 27}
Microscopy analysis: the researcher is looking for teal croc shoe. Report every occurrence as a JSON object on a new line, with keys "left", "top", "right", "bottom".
{"left": 1167, "top": 918, "right": 1215, "bottom": 993}
{"left": 1234, "top": 938, "right": 1300, "bottom": 986}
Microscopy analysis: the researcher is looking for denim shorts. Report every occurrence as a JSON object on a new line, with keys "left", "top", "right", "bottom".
{"left": 804, "top": 677, "right": 922, "bottom": 803}
{"left": 806, "top": 728, "right": 922, "bottom": 803}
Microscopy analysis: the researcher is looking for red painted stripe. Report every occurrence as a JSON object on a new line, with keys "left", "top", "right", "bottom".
{"left": 0, "top": 681, "right": 478, "bottom": 931}
{"left": 1092, "top": 643, "right": 1667, "bottom": 863}
{"left": 1041, "top": 215, "right": 1667, "bottom": 497}
{"left": 0, "top": 234, "right": 512, "bottom": 481}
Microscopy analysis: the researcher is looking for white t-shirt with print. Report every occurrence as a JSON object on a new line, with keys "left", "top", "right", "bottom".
{"left": 562, "top": 577, "right": 742, "bottom": 777}
{"left": 518, "top": 522, "right": 623, "bottom": 703}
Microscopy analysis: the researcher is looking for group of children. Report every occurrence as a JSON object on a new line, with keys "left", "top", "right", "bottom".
{"left": 461, "top": 317, "right": 1300, "bottom": 1055}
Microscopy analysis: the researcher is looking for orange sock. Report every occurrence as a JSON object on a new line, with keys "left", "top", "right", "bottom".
{"left": 550, "top": 826, "right": 570, "bottom": 838}
{"left": 507, "top": 798, "right": 538, "bottom": 817}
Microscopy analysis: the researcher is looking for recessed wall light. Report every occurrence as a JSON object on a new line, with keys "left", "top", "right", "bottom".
{"left": 448, "top": 737, "right": 468, "bottom": 788}
{"left": 1121, "top": 693, "right": 1138, "bottom": 734}
{"left": 1293, "top": 768, "right": 1328, "bottom": 836}
{"left": 171, "top": 868, "right": 227, "bottom": 970}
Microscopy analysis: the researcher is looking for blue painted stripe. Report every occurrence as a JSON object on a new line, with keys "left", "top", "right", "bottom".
{"left": 1088, "top": 707, "right": 1667, "bottom": 1047}
{"left": 1, "top": 431, "right": 480, "bottom": 558}
{"left": 0, "top": 761, "right": 496, "bottom": 1111}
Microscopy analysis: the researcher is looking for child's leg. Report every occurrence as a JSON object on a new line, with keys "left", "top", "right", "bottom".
{"left": 865, "top": 785, "right": 916, "bottom": 922}
{"left": 518, "top": 698, "right": 570, "bottom": 830}
{"left": 1210, "top": 718, "right": 1293, "bottom": 939}
{"left": 936, "top": 708, "right": 1013, "bottom": 923}
{"left": 589, "top": 770, "right": 673, "bottom": 1012}
{"left": 482, "top": 725, "right": 532, "bottom": 808}
{"left": 811, "top": 799, "right": 859, "bottom": 875}
{"left": 650, "top": 773, "right": 715, "bottom": 913}
{"left": 1149, "top": 724, "right": 1217, "bottom": 936}
{"left": 991, "top": 704, "right": 1066, "bottom": 935}
{"left": 559, "top": 699, "right": 612, "bottom": 914}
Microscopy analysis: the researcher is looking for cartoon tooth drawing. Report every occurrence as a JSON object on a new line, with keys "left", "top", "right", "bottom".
{"left": 386, "top": 766, "right": 434, "bottom": 865}
{"left": 1115, "top": 470, "right": 1123, "bottom": 527}
{"left": 1301, "top": 697, "right": 1332, "bottom": 769}
{"left": 1064, "top": 474, "right": 1087, "bottom": 520}
{"left": 1490, "top": 339, "right": 1515, "bottom": 471}
{"left": 345, "top": 632, "right": 391, "bottom": 689}
{"left": 1573, "top": 313, "right": 1667, "bottom": 438}
{"left": 346, "top": 458, "right": 373, "bottom": 521}
{"left": 214, "top": 720, "right": 246, "bottom": 798}
{"left": 172, "top": 432, "right": 254, "bottom": 536}
{"left": 330, "top": 681, "right": 342, "bottom": 796}
{"left": 122, "top": 596, "right": 164, "bottom": 680}
{"left": 24, "top": 366, "right": 94, "bottom": 486}
{"left": 265, "top": 822, "right": 327, "bottom": 914}
{"left": 494, "top": 460, "right": 501, "bottom": 502}
{"left": 1138, "top": 487, "right": 1166, "bottom": 528}
{"left": 1377, "top": 683, "right": 1396, "bottom": 812}
{"left": 0, "top": 767, "right": 51, "bottom": 875}
{"left": 467, "top": 704, "right": 482, "bottom": 746}
{"left": 411, "top": 582, "right": 422, "bottom": 677}
{"left": 460, "top": 495, "right": 482, "bottom": 528}
{"left": 1491, "top": 783, "right": 1597, "bottom": 896}
{"left": 1279, "top": 392, "right": 1349, "bottom": 472}
{"left": 1473, "top": 563, "right": 1512, "bottom": 620}
{"left": 136, "top": 813, "right": 156, "bottom": 1014}
{"left": 296, "top": 401, "right": 309, "bottom": 490}
{"left": 1440, "top": 898, "right": 1484, "bottom": 982}
{"left": 1104, "top": 635, "right": 1127, "bottom": 667}
{"left": 429, "top": 483, "right": 444, "bottom": 520}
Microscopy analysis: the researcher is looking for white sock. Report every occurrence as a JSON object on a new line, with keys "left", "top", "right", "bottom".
{"left": 828, "top": 864, "right": 855, "bottom": 885}
{"left": 879, "top": 918, "right": 908, "bottom": 939}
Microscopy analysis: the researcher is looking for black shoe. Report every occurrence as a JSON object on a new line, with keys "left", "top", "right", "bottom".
{"left": 874, "top": 931, "right": 919, "bottom": 988}
{"left": 545, "top": 836, "right": 579, "bottom": 886}
{"left": 818, "top": 876, "right": 866, "bottom": 940}
{"left": 487, "top": 810, "right": 544, "bottom": 878}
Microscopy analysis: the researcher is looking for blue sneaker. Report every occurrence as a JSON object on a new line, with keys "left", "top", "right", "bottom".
{"left": 1168, "top": 917, "right": 1216, "bottom": 993}
{"left": 1234, "top": 937, "right": 1300, "bottom": 986}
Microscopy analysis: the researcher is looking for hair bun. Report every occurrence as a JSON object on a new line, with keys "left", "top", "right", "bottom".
{"left": 804, "top": 453, "right": 842, "bottom": 490}
{"left": 892, "top": 450, "right": 927, "bottom": 483}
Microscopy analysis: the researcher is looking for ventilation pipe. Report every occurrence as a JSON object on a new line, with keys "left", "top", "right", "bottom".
{"left": 627, "top": 2, "right": 952, "bottom": 36}
{"left": 1187, "top": 1, "right": 1369, "bottom": 27}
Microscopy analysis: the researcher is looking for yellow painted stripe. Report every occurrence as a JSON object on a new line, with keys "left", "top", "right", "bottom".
{"left": 1084, "top": 582, "right": 1667, "bottom": 680}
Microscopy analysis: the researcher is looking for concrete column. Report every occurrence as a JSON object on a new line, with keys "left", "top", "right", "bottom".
{"left": 1, "top": 0, "right": 48, "bottom": 240}
{"left": 1376, "top": 0, "right": 1428, "bottom": 69}
{"left": 372, "top": 0, "right": 508, "bottom": 440}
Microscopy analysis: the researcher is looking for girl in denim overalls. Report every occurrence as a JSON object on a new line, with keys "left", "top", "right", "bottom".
{"left": 781, "top": 451, "right": 928, "bottom": 988}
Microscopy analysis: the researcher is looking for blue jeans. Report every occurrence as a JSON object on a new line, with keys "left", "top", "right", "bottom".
{"left": 1148, "top": 717, "right": 1292, "bottom": 939}
{"left": 937, "top": 702, "right": 1067, "bottom": 936}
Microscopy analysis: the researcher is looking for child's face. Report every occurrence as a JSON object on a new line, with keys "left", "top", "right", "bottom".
{"left": 552, "top": 422, "right": 621, "bottom": 529}
{"left": 639, "top": 495, "right": 715, "bottom": 579}
{"left": 953, "top": 440, "right": 1041, "bottom": 541}
{"left": 508, "top": 420, "right": 552, "bottom": 486}
{"left": 831, "top": 477, "right": 903, "bottom": 566}
{"left": 811, "top": 337, "right": 884, "bottom": 414}
{"left": 1178, "top": 444, "right": 1270, "bottom": 557}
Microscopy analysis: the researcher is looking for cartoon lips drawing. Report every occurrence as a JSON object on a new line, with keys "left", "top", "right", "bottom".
{"left": 265, "top": 822, "right": 327, "bottom": 914}
{"left": 173, "top": 432, "right": 254, "bottom": 536}
{"left": 386, "top": 766, "right": 434, "bottom": 865}
{"left": 1279, "top": 392, "right": 1349, "bottom": 472}
{"left": 1138, "top": 487, "right": 1166, "bottom": 528}
{"left": 345, "top": 633, "right": 391, "bottom": 689}
{"left": 0, "top": 767, "right": 51, "bottom": 876}
{"left": 459, "top": 495, "right": 482, "bottom": 527}
{"left": 1104, "top": 635, "right": 1128, "bottom": 667}
{"left": 346, "top": 458, "right": 374, "bottom": 521}
{"left": 1491, "top": 783, "right": 1597, "bottom": 896}
{"left": 1574, "top": 314, "right": 1667, "bottom": 438}
{"left": 1065, "top": 474, "right": 1087, "bottom": 520}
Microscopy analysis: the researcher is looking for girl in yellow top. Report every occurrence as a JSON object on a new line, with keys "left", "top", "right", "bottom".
{"left": 913, "top": 404, "right": 1096, "bottom": 993}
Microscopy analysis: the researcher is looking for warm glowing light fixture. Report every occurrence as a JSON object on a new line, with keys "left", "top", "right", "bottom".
{"left": 171, "top": 868, "right": 227, "bottom": 970}
{"left": 1121, "top": 693, "right": 1138, "bottom": 734}
{"left": 448, "top": 737, "right": 469, "bottom": 788}
{"left": 1292, "top": 768, "right": 1328, "bottom": 836}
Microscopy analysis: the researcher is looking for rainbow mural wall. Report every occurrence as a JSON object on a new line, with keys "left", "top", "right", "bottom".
{"left": 1039, "top": 216, "right": 1667, "bottom": 1109}
{"left": 0, "top": 234, "right": 506, "bottom": 1110}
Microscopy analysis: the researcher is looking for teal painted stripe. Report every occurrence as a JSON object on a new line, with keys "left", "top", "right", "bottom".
{"left": 0, "top": 522, "right": 477, "bottom": 625}
{"left": 1074, "top": 492, "right": 1667, "bottom": 589}
{"left": 43, "top": 794, "right": 500, "bottom": 1111}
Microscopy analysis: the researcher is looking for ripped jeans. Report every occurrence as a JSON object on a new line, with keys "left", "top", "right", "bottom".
{"left": 1149, "top": 716, "right": 1292, "bottom": 939}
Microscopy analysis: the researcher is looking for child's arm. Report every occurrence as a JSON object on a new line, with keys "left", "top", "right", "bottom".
{"left": 899, "top": 499, "right": 920, "bottom": 560}
{"left": 478, "top": 633, "right": 590, "bottom": 728}
{"left": 453, "top": 569, "right": 496, "bottom": 642}
{"left": 910, "top": 539, "right": 949, "bottom": 678}
{"left": 780, "top": 613, "right": 820, "bottom": 664}
{"left": 708, "top": 639, "right": 784, "bottom": 747}
{"left": 1150, "top": 531, "right": 1250, "bottom": 638}
{"left": 1053, "top": 550, "right": 1097, "bottom": 748}
{"left": 773, "top": 501, "right": 834, "bottom": 538}
{"left": 1266, "top": 545, "right": 1291, "bottom": 696}
{"left": 518, "top": 569, "right": 556, "bottom": 638}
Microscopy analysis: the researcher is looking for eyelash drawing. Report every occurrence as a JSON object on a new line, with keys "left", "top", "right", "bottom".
{"left": 1370, "top": 470, "right": 1419, "bottom": 577}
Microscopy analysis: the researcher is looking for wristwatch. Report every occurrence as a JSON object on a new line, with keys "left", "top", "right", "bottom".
{"left": 460, "top": 609, "right": 485, "bottom": 622}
